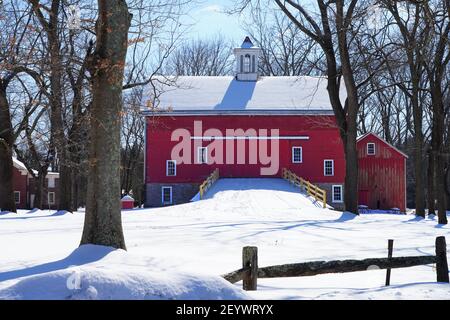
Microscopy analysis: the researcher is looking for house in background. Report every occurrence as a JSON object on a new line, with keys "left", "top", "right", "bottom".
{"left": 12, "top": 157, "right": 59, "bottom": 210}
{"left": 142, "top": 37, "right": 407, "bottom": 213}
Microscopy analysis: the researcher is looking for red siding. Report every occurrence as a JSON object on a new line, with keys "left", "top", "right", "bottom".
{"left": 146, "top": 115, "right": 346, "bottom": 184}
{"left": 357, "top": 134, "right": 406, "bottom": 212}
{"left": 12, "top": 167, "right": 28, "bottom": 209}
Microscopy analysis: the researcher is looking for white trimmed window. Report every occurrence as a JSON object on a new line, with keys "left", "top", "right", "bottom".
{"left": 48, "top": 192, "right": 55, "bottom": 205}
{"left": 332, "top": 185, "right": 343, "bottom": 203}
{"left": 324, "top": 160, "right": 334, "bottom": 176}
{"left": 48, "top": 177, "right": 55, "bottom": 188}
{"left": 166, "top": 160, "right": 176, "bottom": 176}
{"left": 197, "top": 147, "right": 208, "bottom": 164}
{"left": 292, "top": 147, "right": 302, "bottom": 163}
{"left": 161, "top": 186, "right": 173, "bottom": 205}
{"left": 367, "top": 143, "right": 375, "bottom": 155}
{"left": 14, "top": 191, "right": 20, "bottom": 204}
{"left": 244, "top": 54, "right": 251, "bottom": 72}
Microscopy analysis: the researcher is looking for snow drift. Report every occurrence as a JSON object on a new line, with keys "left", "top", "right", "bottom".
{"left": 0, "top": 245, "right": 249, "bottom": 300}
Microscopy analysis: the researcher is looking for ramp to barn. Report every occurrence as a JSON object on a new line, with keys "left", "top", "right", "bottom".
{"left": 199, "top": 178, "right": 326, "bottom": 211}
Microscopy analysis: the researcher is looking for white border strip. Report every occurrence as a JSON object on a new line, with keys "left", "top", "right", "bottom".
{"left": 190, "top": 136, "right": 310, "bottom": 140}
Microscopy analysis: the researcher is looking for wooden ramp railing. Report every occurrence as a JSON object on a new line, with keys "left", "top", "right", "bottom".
{"left": 199, "top": 168, "right": 219, "bottom": 199}
{"left": 282, "top": 168, "right": 327, "bottom": 208}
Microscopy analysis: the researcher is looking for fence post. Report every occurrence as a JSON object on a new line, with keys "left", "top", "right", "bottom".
{"left": 242, "top": 246, "right": 258, "bottom": 291}
{"left": 435, "top": 236, "right": 449, "bottom": 283}
{"left": 385, "top": 239, "right": 394, "bottom": 286}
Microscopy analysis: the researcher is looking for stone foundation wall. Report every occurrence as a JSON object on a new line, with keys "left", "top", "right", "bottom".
{"left": 145, "top": 183, "right": 200, "bottom": 207}
{"left": 316, "top": 183, "right": 345, "bottom": 211}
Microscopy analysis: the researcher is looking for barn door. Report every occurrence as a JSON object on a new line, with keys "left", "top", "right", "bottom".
{"left": 359, "top": 190, "right": 369, "bottom": 206}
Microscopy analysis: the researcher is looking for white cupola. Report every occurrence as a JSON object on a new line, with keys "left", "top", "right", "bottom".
{"left": 233, "top": 36, "right": 262, "bottom": 81}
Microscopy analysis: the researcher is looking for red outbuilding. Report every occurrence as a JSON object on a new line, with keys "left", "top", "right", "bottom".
{"left": 357, "top": 133, "right": 407, "bottom": 212}
{"left": 121, "top": 195, "right": 135, "bottom": 210}
{"left": 141, "top": 37, "right": 407, "bottom": 213}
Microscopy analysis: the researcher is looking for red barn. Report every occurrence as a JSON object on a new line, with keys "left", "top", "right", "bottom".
{"left": 142, "top": 37, "right": 406, "bottom": 213}
{"left": 357, "top": 133, "right": 407, "bottom": 212}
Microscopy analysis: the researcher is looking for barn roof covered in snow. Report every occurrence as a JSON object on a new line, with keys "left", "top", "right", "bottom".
{"left": 141, "top": 76, "right": 345, "bottom": 116}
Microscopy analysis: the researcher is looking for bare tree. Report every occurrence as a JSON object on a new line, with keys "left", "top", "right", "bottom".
{"left": 272, "top": 0, "right": 379, "bottom": 214}
{"left": 0, "top": 0, "right": 47, "bottom": 212}
{"left": 166, "top": 36, "right": 234, "bottom": 76}
{"left": 80, "top": 0, "right": 131, "bottom": 249}
{"left": 28, "top": 0, "right": 75, "bottom": 212}
{"left": 243, "top": 9, "right": 322, "bottom": 76}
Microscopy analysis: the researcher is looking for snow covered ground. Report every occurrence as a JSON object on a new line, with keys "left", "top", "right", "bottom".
{"left": 0, "top": 178, "right": 449, "bottom": 299}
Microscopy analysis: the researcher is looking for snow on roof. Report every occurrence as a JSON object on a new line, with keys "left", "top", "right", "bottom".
{"left": 143, "top": 76, "right": 345, "bottom": 115}
{"left": 12, "top": 157, "right": 60, "bottom": 176}
{"left": 121, "top": 195, "right": 134, "bottom": 201}
{"left": 12, "top": 157, "right": 27, "bottom": 171}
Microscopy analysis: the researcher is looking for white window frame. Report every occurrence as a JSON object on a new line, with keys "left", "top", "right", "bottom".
{"left": 292, "top": 147, "right": 303, "bottom": 163}
{"left": 166, "top": 160, "right": 177, "bottom": 176}
{"left": 161, "top": 186, "right": 173, "bottom": 205}
{"left": 367, "top": 143, "right": 376, "bottom": 155}
{"left": 324, "top": 159, "right": 334, "bottom": 176}
{"left": 332, "top": 185, "right": 343, "bottom": 203}
{"left": 14, "top": 191, "right": 20, "bottom": 204}
{"left": 48, "top": 192, "right": 55, "bottom": 205}
{"left": 197, "top": 147, "right": 208, "bottom": 164}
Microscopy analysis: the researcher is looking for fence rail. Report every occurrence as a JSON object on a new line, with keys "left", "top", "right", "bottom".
{"left": 282, "top": 168, "right": 327, "bottom": 208}
{"left": 199, "top": 168, "right": 219, "bottom": 199}
{"left": 222, "top": 237, "right": 449, "bottom": 291}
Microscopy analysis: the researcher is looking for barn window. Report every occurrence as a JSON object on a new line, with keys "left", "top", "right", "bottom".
{"left": 161, "top": 186, "right": 173, "bottom": 205}
{"left": 367, "top": 143, "right": 376, "bottom": 155}
{"left": 14, "top": 191, "right": 20, "bottom": 204}
{"left": 292, "top": 147, "right": 302, "bottom": 163}
{"left": 48, "top": 192, "right": 55, "bottom": 205}
{"left": 244, "top": 54, "right": 251, "bottom": 73}
{"left": 332, "top": 185, "right": 343, "bottom": 203}
{"left": 166, "top": 160, "right": 176, "bottom": 176}
{"left": 324, "top": 160, "right": 334, "bottom": 176}
{"left": 197, "top": 147, "right": 208, "bottom": 164}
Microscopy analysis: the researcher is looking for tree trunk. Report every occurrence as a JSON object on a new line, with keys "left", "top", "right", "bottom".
{"left": 343, "top": 122, "right": 359, "bottom": 214}
{"left": 431, "top": 90, "right": 447, "bottom": 224}
{"left": 34, "top": 172, "right": 47, "bottom": 210}
{"left": 336, "top": 0, "right": 359, "bottom": 214}
{"left": 80, "top": 0, "right": 131, "bottom": 249}
{"left": 412, "top": 82, "right": 425, "bottom": 217}
{"left": 0, "top": 85, "right": 16, "bottom": 213}
{"left": 427, "top": 147, "right": 435, "bottom": 215}
{"left": 30, "top": 0, "right": 72, "bottom": 212}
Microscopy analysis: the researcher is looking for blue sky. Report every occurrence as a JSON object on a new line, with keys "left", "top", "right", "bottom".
{"left": 185, "top": 1, "right": 246, "bottom": 45}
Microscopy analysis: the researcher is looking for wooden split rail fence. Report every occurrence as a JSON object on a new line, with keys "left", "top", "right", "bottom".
{"left": 199, "top": 168, "right": 219, "bottom": 199}
{"left": 222, "top": 236, "right": 449, "bottom": 291}
{"left": 282, "top": 168, "right": 327, "bottom": 208}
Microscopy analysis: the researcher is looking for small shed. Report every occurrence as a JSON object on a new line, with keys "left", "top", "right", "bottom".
{"left": 357, "top": 133, "right": 408, "bottom": 212}
{"left": 121, "top": 195, "right": 135, "bottom": 210}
